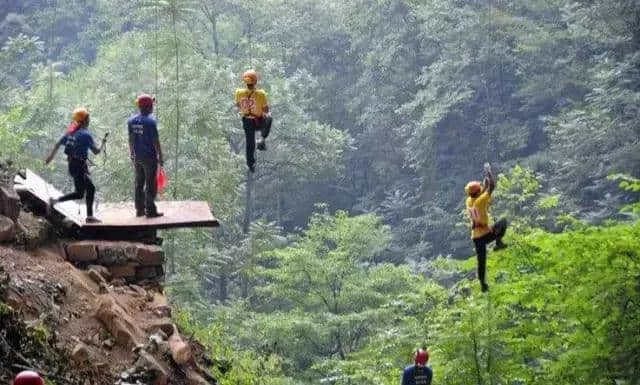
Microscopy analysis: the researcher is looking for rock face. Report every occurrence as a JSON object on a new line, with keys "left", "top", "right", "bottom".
{"left": 0, "top": 186, "right": 20, "bottom": 221}
{"left": 71, "top": 342, "right": 90, "bottom": 363}
{"left": 0, "top": 215, "right": 14, "bottom": 242}
{"left": 64, "top": 241, "right": 165, "bottom": 284}
{"left": 168, "top": 325, "right": 192, "bottom": 365}
{"left": 16, "top": 211, "right": 50, "bottom": 248}
{"left": 94, "top": 296, "right": 144, "bottom": 348}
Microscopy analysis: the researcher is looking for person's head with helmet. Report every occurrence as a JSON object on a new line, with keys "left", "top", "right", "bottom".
{"left": 242, "top": 70, "right": 258, "bottom": 90}
{"left": 67, "top": 107, "right": 90, "bottom": 135}
{"left": 136, "top": 94, "right": 155, "bottom": 115}
{"left": 13, "top": 371, "right": 45, "bottom": 385}
{"left": 465, "top": 181, "right": 483, "bottom": 199}
{"left": 414, "top": 347, "right": 430, "bottom": 367}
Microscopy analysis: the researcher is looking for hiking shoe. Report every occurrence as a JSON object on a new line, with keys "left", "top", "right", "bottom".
{"left": 136, "top": 211, "right": 145, "bottom": 217}
{"left": 494, "top": 242, "right": 508, "bottom": 251}
{"left": 248, "top": 164, "right": 256, "bottom": 173}
{"left": 481, "top": 282, "right": 490, "bottom": 293}
{"left": 85, "top": 216, "right": 102, "bottom": 223}
{"left": 146, "top": 212, "right": 164, "bottom": 219}
{"left": 257, "top": 138, "right": 267, "bottom": 151}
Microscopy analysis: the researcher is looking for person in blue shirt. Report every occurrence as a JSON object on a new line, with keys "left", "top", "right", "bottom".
{"left": 402, "top": 348, "right": 433, "bottom": 385}
{"left": 45, "top": 107, "right": 106, "bottom": 223}
{"left": 128, "top": 94, "right": 164, "bottom": 218}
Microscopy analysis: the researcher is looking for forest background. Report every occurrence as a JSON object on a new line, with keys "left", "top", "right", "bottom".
{"left": 1, "top": 0, "right": 639, "bottom": 384}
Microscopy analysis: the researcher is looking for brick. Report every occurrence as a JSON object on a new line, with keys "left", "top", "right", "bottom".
{"left": 136, "top": 244, "right": 165, "bottom": 266}
{"left": 97, "top": 242, "right": 137, "bottom": 265}
{"left": 135, "top": 266, "right": 158, "bottom": 280}
{"left": 110, "top": 264, "right": 136, "bottom": 279}
{"left": 65, "top": 241, "right": 98, "bottom": 262}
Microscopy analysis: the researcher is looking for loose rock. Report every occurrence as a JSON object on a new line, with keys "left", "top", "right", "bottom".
{"left": 0, "top": 215, "right": 14, "bottom": 242}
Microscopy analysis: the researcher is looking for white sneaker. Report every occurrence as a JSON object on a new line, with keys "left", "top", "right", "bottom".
{"left": 85, "top": 216, "right": 102, "bottom": 223}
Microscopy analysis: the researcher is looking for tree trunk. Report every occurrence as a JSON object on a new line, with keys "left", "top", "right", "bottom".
{"left": 172, "top": 11, "right": 181, "bottom": 200}
{"left": 219, "top": 274, "right": 228, "bottom": 302}
{"left": 472, "top": 330, "right": 484, "bottom": 385}
{"left": 212, "top": 14, "right": 219, "bottom": 56}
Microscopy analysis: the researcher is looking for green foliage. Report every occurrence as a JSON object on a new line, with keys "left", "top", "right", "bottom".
{"left": 0, "top": 106, "right": 36, "bottom": 166}
{"left": 608, "top": 174, "right": 640, "bottom": 217}
{"left": 492, "top": 165, "right": 563, "bottom": 232}
{"left": 3, "top": 0, "right": 640, "bottom": 383}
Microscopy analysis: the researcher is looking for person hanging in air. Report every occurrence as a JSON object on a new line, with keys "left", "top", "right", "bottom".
{"left": 234, "top": 69, "right": 272, "bottom": 173}
{"left": 45, "top": 107, "right": 106, "bottom": 223}
{"left": 128, "top": 94, "right": 164, "bottom": 218}
{"left": 465, "top": 163, "right": 508, "bottom": 293}
{"left": 402, "top": 347, "right": 433, "bottom": 385}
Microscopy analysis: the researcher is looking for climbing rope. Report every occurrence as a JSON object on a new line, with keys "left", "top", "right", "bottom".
{"left": 486, "top": 290, "right": 494, "bottom": 385}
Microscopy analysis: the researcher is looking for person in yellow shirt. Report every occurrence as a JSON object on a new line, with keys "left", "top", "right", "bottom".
{"left": 465, "top": 163, "right": 508, "bottom": 292}
{"left": 235, "top": 69, "right": 272, "bottom": 173}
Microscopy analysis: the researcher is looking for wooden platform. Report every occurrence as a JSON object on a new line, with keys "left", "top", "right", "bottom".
{"left": 14, "top": 169, "right": 219, "bottom": 230}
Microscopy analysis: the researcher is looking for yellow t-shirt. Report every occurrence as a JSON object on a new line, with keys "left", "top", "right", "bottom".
{"left": 235, "top": 88, "right": 269, "bottom": 118}
{"left": 466, "top": 191, "right": 492, "bottom": 239}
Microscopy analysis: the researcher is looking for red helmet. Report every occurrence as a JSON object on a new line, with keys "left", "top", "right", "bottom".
{"left": 465, "top": 181, "right": 482, "bottom": 197}
{"left": 136, "top": 94, "right": 155, "bottom": 109}
{"left": 414, "top": 349, "right": 429, "bottom": 365}
{"left": 13, "top": 371, "right": 45, "bottom": 385}
{"left": 242, "top": 70, "right": 258, "bottom": 85}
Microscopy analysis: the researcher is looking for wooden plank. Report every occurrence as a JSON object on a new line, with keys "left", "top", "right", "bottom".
{"left": 85, "top": 201, "right": 219, "bottom": 230}
{"left": 14, "top": 169, "right": 219, "bottom": 230}
{"left": 14, "top": 169, "right": 84, "bottom": 226}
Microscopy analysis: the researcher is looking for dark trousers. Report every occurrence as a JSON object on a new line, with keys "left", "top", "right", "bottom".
{"left": 242, "top": 116, "right": 272, "bottom": 167}
{"left": 134, "top": 157, "right": 158, "bottom": 215}
{"left": 58, "top": 158, "right": 95, "bottom": 217}
{"left": 473, "top": 219, "right": 508, "bottom": 284}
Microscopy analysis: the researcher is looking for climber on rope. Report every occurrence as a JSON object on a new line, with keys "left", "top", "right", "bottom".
{"left": 45, "top": 107, "right": 106, "bottom": 223}
{"left": 13, "top": 371, "right": 45, "bottom": 385}
{"left": 128, "top": 94, "right": 164, "bottom": 218}
{"left": 402, "top": 347, "right": 433, "bottom": 385}
{"left": 465, "top": 162, "right": 508, "bottom": 293}
{"left": 235, "top": 69, "right": 272, "bottom": 173}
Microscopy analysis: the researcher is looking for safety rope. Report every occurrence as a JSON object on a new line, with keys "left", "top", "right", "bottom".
{"left": 486, "top": 290, "right": 494, "bottom": 385}
{"left": 248, "top": 13, "right": 253, "bottom": 68}
{"left": 155, "top": 0, "right": 159, "bottom": 117}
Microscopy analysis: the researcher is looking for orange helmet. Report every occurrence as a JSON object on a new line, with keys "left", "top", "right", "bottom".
{"left": 71, "top": 107, "right": 89, "bottom": 123}
{"left": 414, "top": 349, "right": 430, "bottom": 365}
{"left": 136, "top": 94, "right": 155, "bottom": 109}
{"left": 242, "top": 70, "right": 258, "bottom": 85}
{"left": 465, "top": 181, "right": 482, "bottom": 197}
{"left": 13, "top": 371, "right": 45, "bottom": 385}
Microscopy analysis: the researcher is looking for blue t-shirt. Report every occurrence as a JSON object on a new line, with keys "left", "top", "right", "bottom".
{"left": 402, "top": 365, "right": 432, "bottom": 385}
{"left": 128, "top": 114, "right": 158, "bottom": 158}
{"left": 58, "top": 129, "right": 95, "bottom": 160}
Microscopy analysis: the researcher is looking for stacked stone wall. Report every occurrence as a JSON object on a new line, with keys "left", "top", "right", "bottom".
{"left": 64, "top": 241, "right": 165, "bottom": 284}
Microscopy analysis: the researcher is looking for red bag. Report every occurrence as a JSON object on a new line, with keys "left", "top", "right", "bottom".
{"left": 156, "top": 167, "right": 167, "bottom": 194}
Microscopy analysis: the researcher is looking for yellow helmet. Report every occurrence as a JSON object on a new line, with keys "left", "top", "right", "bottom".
{"left": 465, "top": 181, "right": 482, "bottom": 197}
{"left": 71, "top": 107, "right": 89, "bottom": 123}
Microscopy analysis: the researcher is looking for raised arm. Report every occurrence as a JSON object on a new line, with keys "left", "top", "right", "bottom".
{"left": 483, "top": 163, "right": 496, "bottom": 194}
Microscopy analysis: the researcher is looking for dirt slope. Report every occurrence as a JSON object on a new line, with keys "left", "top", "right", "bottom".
{"left": 0, "top": 243, "right": 215, "bottom": 385}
